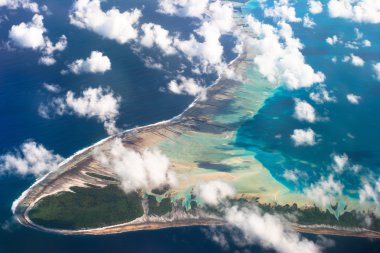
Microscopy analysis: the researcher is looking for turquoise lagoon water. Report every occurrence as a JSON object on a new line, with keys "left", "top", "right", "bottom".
{"left": 0, "top": 0, "right": 380, "bottom": 252}
{"left": 236, "top": 0, "right": 380, "bottom": 198}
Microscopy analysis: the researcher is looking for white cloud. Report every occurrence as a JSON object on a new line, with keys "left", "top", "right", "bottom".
{"left": 264, "top": 0, "right": 301, "bottom": 22}
{"left": 291, "top": 128, "right": 317, "bottom": 146}
{"left": 339, "top": 28, "right": 371, "bottom": 49}
{"left": 303, "top": 14, "right": 316, "bottom": 28}
{"left": 38, "top": 56, "right": 56, "bottom": 66}
{"left": 141, "top": 23, "right": 176, "bottom": 55}
{"left": 147, "top": 1, "right": 236, "bottom": 78}
{"left": 293, "top": 99, "right": 317, "bottom": 123}
{"left": 194, "top": 181, "right": 235, "bottom": 206}
{"left": 142, "top": 57, "right": 163, "bottom": 70}
{"left": 225, "top": 205, "right": 321, "bottom": 253}
{"left": 0, "top": 141, "right": 63, "bottom": 178}
{"left": 326, "top": 35, "right": 339, "bottom": 45}
{"left": 245, "top": 16, "right": 325, "bottom": 89}
{"left": 350, "top": 54, "right": 365, "bottom": 66}
{"left": 43, "top": 83, "right": 61, "bottom": 93}
{"left": 304, "top": 175, "right": 343, "bottom": 208}
{"left": 40, "top": 87, "right": 121, "bottom": 135}
{"left": 9, "top": 14, "right": 67, "bottom": 65}
{"left": 343, "top": 53, "right": 365, "bottom": 67}
{"left": 168, "top": 76, "right": 206, "bottom": 99}
{"left": 158, "top": 0, "right": 209, "bottom": 18}
{"left": 69, "top": 0, "right": 141, "bottom": 44}
{"left": 67, "top": 51, "right": 111, "bottom": 74}
{"left": 308, "top": 0, "right": 323, "bottom": 14}
{"left": 373, "top": 62, "right": 380, "bottom": 81}
{"left": 362, "top": 39, "right": 371, "bottom": 47}
{"left": 309, "top": 85, "right": 336, "bottom": 104}
{"left": 283, "top": 169, "right": 300, "bottom": 182}
{"left": 328, "top": 0, "right": 380, "bottom": 24}
{"left": 346, "top": 93, "right": 361, "bottom": 104}
{"left": 40, "top": 35, "right": 67, "bottom": 65}
{"left": 93, "top": 138, "right": 177, "bottom": 193}
{"left": 0, "top": 0, "right": 39, "bottom": 13}
{"left": 332, "top": 153, "right": 349, "bottom": 173}
{"left": 359, "top": 178, "right": 380, "bottom": 204}
{"left": 9, "top": 14, "right": 45, "bottom": 49}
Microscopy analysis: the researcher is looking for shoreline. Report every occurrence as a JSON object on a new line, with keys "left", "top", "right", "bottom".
{"left": 21, "top": 214, "right": 380, "bottom": 239}
{"left": 11, "top": 1, "right": 380, "bottom": 240}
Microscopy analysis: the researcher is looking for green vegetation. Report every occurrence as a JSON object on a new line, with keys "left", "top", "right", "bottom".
{"left": 29, "top": 185, "right": 143, "bottom": 230}
{"left": 260, "top": 203, "right": 380, "bottom": 231}
{"left": 148, "top": 195, "right": 172, "bottom": 216}
{"left": 86, "top": 172, "right": 117, "bottom": 182}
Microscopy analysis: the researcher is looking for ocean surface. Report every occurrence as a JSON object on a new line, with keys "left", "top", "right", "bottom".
{"left": 1, "top": 0, "right": 380, "bottom": 252}
{"left": 236, "top": 0, "right": 380, "bottom": 197}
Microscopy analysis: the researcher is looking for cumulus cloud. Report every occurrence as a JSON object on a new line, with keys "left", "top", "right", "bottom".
{"left": 0, "top": 0, "right": 39, "bottom": 12}
{"left": 168, "top": 76, "right": 206, "bottom": 99}
{"left": 141, "top": 23, "right": 176, "bottom": 55}
{"left": 225, "top": 205, "right": 321, "bottom": 253}
{"left": 157, "top": 0, "right": 235, "bottom": 76}
{"left": 194, "top": 181, "right": 235, "bottom": 206}
{"left": 308, "top": 0, "right": 323, "bottom": 14}
{"left": 8, "top": 14, "right": 67, "bottom": 65}
{"left": 67, "top": 51, "right": 111, "bottom": 74}
{"left": 326, "top": 35, "right": 339, "bottom": 45}
{"left": 293, "top": 99, "right": 317, "bottom": 123}
{"left": 304, "top": 175, "right": 343, "bottom": 208}
{"left": 283, "top": 169, "right": 306, "bottom": 183}
{"left": 359, "top": 178, "right": 380, "bottom": 204}
{"left": 9, "top": 14, "right": 45, "bottom": 49}
{"left": 139, "top": 0, "right": 236, "bottom": 80}
{"left": 373, "top": 63, "right": 380, "bottom": 81}
{"left": 328, "top": 0, "right": 380, "bottom": 24}
{"left": 362, "top": 39, "right": 371, "bottom": 47}
{"left": 303, "top": 14, "right": 316, "bottom": 28}
{"left": 309, "top": 85, "right": 336, "bottom": 104}
{"left": 39, "top": 87, "right": 121, "bottom": 135}
{"left": 0, "top": 141, "right": 63, "bottom": 178}
{"left": 331, "top": 153, "right": 349, "bottom": 173}
{"left": 291, "top": 128, "right": 317, "bottom": 146}
{"left": 69, "top": 0, "right": 141, "bottom": 44}
{"left": 158, "top": 0, "right": 209, "bottom": 18}
{"left": 93, "top": 138, "right": 177, "bottom": 193}
{"left": 346, "top": 93, "right": 361, "bottom": 104}
{"left": 264, "top": 0, "right": 301, "bottom": 22}
{"left": 343, "top": 54, "right": 365, "bottom": 67}
{"left": 245, "top": 16, "right": 325, "bottom": 89}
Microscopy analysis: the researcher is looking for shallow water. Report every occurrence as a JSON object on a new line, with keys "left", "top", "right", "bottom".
{"left": 1, "top": 0, "right": 380, "bottom": 252}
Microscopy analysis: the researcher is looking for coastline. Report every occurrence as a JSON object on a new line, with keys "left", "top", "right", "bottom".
{"left": 11, "top": 0, "right": 380, "bottom": 240}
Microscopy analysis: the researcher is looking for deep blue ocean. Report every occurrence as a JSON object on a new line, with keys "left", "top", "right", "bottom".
{"left": 1, "top": 0, "right": 380, "bottom": 252}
